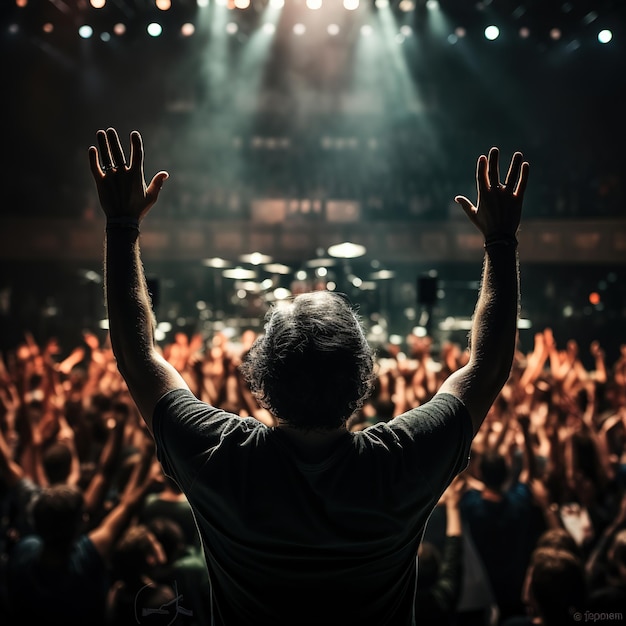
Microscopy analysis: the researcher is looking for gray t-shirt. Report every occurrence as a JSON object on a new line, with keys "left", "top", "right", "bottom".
{"left": 153, "top": 389, "right": 472, "bottom": 626}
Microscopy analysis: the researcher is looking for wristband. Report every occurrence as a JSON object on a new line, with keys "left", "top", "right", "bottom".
{"left": 106, "top": 216, "right": 140, "bottom": 231}
{"left": 484, "top": 234, "right": 518, "bottom": 249}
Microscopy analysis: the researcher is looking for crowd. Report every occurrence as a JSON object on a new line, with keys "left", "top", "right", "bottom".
{"left": 1, "top": 324, "right": 626, "bottom": 625}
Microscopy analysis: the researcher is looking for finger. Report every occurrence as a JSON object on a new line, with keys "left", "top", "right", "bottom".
{"left": 504, "top": 152, "right": 523, "bottom": 190}
{"left": 455, "top": 195, "right": 477, "bottom": 221}
{"left": 487, "top": 147, "right": 500, "bottom": 190}
{"left": 476, "top": 154, "right": 488, "bottom": 196}
{"left": 106, "top": 127, "right": 127, "bottom": 168}
{"left": 514, "top": 161, "right": 530, "bottom": 197}
{"left": 146, "top": 171, "right": 169, "bottom": 204}
{"left": 129, "top": 130, "right": 144, "bottom": 173}
{"left": 88, "top": 146, "right": 103, "bottom": 178}
{"left": 97, "top": 130, "right": 112, "bottom": 169}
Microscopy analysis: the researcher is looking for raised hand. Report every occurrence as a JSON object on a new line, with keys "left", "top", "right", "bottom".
{"left": 455, "top": 147, "right": 529, "bottom": 242}
{"left": 88, "top": 127, "right": 168, "bottom": 222}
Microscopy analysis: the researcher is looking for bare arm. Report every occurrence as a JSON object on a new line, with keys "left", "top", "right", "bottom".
{"left": 88, "top": 434, "right": 158, "bottom": 560}
{"left": 439, "top": 147, "right": 529, "bottom": 434}
{"left": 0, "top": 418, "right": 23, "bottom": 487}
{"left": 55, "top": 414, "right": 82, "bottom": 487}
{"left": 82, "top": 403, "right": 129, "bottom": 516}
{"left": 89, "top": 128, "right": 189, "bottom": 432}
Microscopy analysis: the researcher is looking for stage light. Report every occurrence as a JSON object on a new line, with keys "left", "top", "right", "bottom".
{"left": 113, "top": 23, "right": 126, "bottom": 35}
{"left": 223, "top": 267, "right": 258, "bottom": 279}
{"left": 307, "top": 0, "right": 322, "bottom": 9}
{"left": 234, "top": 0, "right": 250, "bottom": 9}
{"left": 398, "top": 0, "right": 414, "bottom": 11}
{"left": 181, "top": 22, "right": 195, "bottom": 36}
{"left": 16, "top": 0, "right": 28, "bottom": 7}
{"left": 371, "top": 270, "right": 395, "bottom": 279}
{"left": 293, "top": 23, "right": 306, "bottom": 35}
{"left": 400, "top": 25, "right": 412, "bottom": 37}
{"left": 598, "top": 29, "right": 612, "bottom": 44}
{"left": 226, "top": 22, "right": 238, "bottom": 34}
{"left": 264, "top": 263, "right": 291, "bottom": 274}
{"left": 197, "top": 0, "right": 209, "bottom": 6}
{"left": 426, "top": 0, "right": 438, "bottom": 9}
{"left": 343, "top": 0, "right": 359, "bottom": 10}
{"left": 240, "top": 252, "right": 272, "bottom": 265}
{"left": 550, "top": 28, "right": 561, "bottom": 40}
{"left": 100, "top": 32, "right": 111, "bottom": 41}
{"left": 79, "top": 25, "right": 94, "bottom": 38}
{"left": 202, "top": 257, "right": 231, "bottom": 268}
{"left": 484, "top": 25, "right": 499, "bottom": 41}
{"left": 328, "top": 242, "right": 367, "bottom": 258}
{"left": 269, "top": 0, "right": 284, "bottom": 7}
{"left": 263, "top": 23, "right": 275, "bottom": 34}
{"left": 589, "top": 292, "right": 601, "bottom": 305}
{"left": 327, "top": 23, "right": 340, "bottom": 36}
{"left": 361, "top": 24, "right": 373, "bottom": 36}
{"left": 455, "top": 26, "right": 466, "bottom": 38}
{"left": 90, "top": 0, "right": 106, "bottom": 8}
{"left": 43, "top": 23, "right": 54, "bottom": 33}
{"left": 147, "top": 22, "right": 163, "bottom": 37}
{"left": 305, "top": 257, "right": 336, "bottom": 268}
{"left": 519, "top": 26, "right": 529, "bottom": 38}
{"left": 156, "top": 0, "right": 171, "bottom": 9}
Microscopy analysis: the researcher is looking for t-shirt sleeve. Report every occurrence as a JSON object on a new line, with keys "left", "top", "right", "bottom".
{"left": 387, "top": 392, "right": 473, "bottom": 500}
{"left": 152, "top": 388, "right": 244, "bottom": 491}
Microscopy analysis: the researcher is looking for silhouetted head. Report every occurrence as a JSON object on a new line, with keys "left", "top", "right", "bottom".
{"left": 31, "top": 484, "right": 85, "bottom": 551}
{"left": 535, "top": 528, "right": 581, "bottom": 560}
{"left": 524, "top": 547, "right": 586, "bottom": 626}
{"left": 112, "top": 524, "right": 166, "bottom": 584}
{"left": 147, "top": 516, "right": 187, "bottom": 563}
{"left": 240, "top": 291, "right": 375, "bottom": 430}
{"left": 479, "top": 450, "right": 509, "bottom": 492}
{"left": 42, "top": 442, "right": 73, "bottom": 485}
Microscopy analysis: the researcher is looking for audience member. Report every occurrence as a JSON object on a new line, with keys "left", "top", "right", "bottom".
{"left": 140, "top": 473, "right": 202, "bottom": 550}
{"left": 106, "top": 523, "right": 177, "bottom": 626}
{"left": 502, "top": 546, "right": 587, "bottom": 626}
{"left": 147, "top": 516, "right": 212, "bottom": 625}
{"left": 88, "top": 126, "right": 527, "bottom": 625}
{"left": 415, "top": 474, "right": 466, "bottom": 625}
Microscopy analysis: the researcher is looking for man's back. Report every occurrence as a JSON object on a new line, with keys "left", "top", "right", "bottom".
{"left": 153, "top": 388, "right": 472, "bottom": 625}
